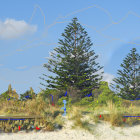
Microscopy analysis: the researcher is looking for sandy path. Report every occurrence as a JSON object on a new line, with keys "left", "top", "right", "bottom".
{"left": 0, "top": 116, "right": 140, "bottom": 140}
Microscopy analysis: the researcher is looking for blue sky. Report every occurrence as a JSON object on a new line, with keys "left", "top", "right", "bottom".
{"left": 0, "top": 0, "right": 140, "bottom": 94}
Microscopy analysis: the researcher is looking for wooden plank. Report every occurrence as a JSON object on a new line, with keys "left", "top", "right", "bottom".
{"left": 0, "top": 115, "right": 43, "bottom": 119}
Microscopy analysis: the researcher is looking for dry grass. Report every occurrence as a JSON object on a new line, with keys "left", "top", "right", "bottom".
{"left": 67, "top": 106, "right": 95, "bottom": 133}
{"left": 0, "top": 97, "right": 64, "bottom": 133}
{"left": 90, "top": 100, "right": 140, "bottom": 127}
{"left": 0, "top": 95, "right": 140, "bottom": 133}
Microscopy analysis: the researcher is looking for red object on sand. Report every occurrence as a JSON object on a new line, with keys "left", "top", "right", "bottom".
{"left": 18, "top": 126, "right": 20, "bottom": 131}
{"left": 123, "top": 118, "right": 126, "bottom": 122}
{"left": 36, "top": 126, "right": 40, "bottom": 130}
{"left": 99, "top": 115, "right": 101, "bottom": 118}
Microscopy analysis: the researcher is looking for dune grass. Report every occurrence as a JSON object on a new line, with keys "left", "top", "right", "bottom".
{"left": 67, "top": 99, "right": 140, "bottom": 133}
{"left": 89, "top": 100, "right": 140, "bottom": 127}
{"left": 0, "top": 94, "right": 140, "bottom": 133}
{"left": 0, "top": 97, "right": 64, "bottom": 132}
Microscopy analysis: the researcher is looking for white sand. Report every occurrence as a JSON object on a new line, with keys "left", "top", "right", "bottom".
{"left": 0, "top": 116, "right": 140, "bottom": 140}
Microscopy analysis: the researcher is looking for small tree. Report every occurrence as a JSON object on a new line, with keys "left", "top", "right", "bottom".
{"left": 0, "top": 84, "right": 19, "bottom": 100}
{"left": 8, "top": 84, "right": 12, "bottom": 92}
{"left": 20, "top": 87, "right": 36, "bottom": 101}
{"left": 111, "top": 48, "right": 140, "bottom": 100}
{"left": 0, "top": 91, "right": 10, "bottom": 101}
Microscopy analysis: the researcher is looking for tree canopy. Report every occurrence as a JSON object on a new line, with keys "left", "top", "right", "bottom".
{"left": 112, "top": 48, "right": 140, "bottom": 100}
{"left": 39, "top": 17, "right": 103, "bottom": 100}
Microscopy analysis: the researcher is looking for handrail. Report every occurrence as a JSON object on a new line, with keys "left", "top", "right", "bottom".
{"left": 0, "top": 116, "right": 43, "bottom": 119}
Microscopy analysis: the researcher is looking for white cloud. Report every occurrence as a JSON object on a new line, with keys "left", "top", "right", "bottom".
{"left": 102, "top": 73, "right": 115, "bottom": 84}
{"left": 0, "top": 18, "right": 37, "bottom": 39}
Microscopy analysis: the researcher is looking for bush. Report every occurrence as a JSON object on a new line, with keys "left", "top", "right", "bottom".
{"left": 92, "top": 81, "right": 122, "bottom": 107}
{"left": 97, "top": 91, "right": 122, "bottom": 106}
{"left": 67, "top": 97, "right": 72, "bottom": 107}
{"left": 40, "top": 88, "right": 66, "bottom": 104}
{"left": 57, "top": 96, "right": 68, "bottom": 105}
{"left": 79, "top": 97, "right": 94, "bottom": 105}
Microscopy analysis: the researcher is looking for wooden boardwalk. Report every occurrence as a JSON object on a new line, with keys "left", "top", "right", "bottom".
{"left": 0, "top": 115, "right": 43, "bottom": 120}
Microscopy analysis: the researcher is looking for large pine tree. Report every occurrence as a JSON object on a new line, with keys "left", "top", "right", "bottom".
{"left": 39, "top": 17, "right": 103, "bottom": 98}
{"left": 112, "top": 48, "right": 140, "bottom": 100}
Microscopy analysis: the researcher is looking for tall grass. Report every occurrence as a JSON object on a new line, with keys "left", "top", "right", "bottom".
{"left": 91, "top": 100, "right": 140, "bottom": 127}
{"left": 0, "top": 96, "right": 64, "bottom": 132}
{"left": 0, "top": 93, "right": 140, "bottom": 133}
{"left": 67, "top": 106, "right": 94, "bottom": 133}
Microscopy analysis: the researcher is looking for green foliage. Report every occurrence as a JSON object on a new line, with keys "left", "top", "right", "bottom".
{"left": 92, "top": 81, "right": 122, "bottom": 106}
{"left": 39, "top": 88, "right": 65, "bottom": 104}
{"left": 79, "top": 97, "right": 93, "bottom": 105}
{"left": 112, "top": 48, "right": 140, "bottom": 100}
{"left": 92, "top": 81, "right": 109, "bottom": 99}
{"left": 0, "top": 91, "right": 10, "bottom": 100}
{"left": 20, "top": 87, "right": 36, "bottom": 101}
{"left": 67, "top": 97, "right": 72, "bottom": 107}
{"left": 39, "top": 17, "right": 103, "bottom": 100}
{"left": 0, "top": 84, "right": 19, "bottom": 101}
{"left": 98, "top": 92, "right": 112, "bottom": 105}
{"left": 97, "top": 91, "right": 122, "bottom": 106}
{"left": 37, "top": 92, "right": 50, "bottom": 105}
{"left": 57, "top": 96, "right": 68, "bottom": 105}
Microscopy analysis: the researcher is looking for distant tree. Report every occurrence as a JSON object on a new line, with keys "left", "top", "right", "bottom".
{"left": 38, "top": 87, "right": 66, "bottom": 104}
{"left": 20, "top": 87, "right": 36, "bottom": 101}
{"left": 30, "top": 87, "right": 36, "bottom": 99}
{"left": 0, "top": 84, "right": 19, "bottom": 100}
{"left": 0, "top": 91, "right": 10, "bottom": 100}
{"left": 8, "top": 84, "right": 12, "bottom": 92}
{"left": 39, "top": 17, "right": 103, "bottom": 100}
{"left": 111, "top": 48, "right": 140, "bottom": 100}
{"left": 11, "top": 88, "right": 19, "bottom": 99}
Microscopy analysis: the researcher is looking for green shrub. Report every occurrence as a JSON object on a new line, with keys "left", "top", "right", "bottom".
{"left": 97, "top": 91, "right": 122, "bottom": 106}
{"left": 57, "top": 96, "right": 68, "bottom": 105}
{"left": 67, "top": 97, "right": 72, "bottom": 107}
{"left": 91, "top": 81, "right": 122, "bottom": 106}
{"left": 113, "top": 95, "right": 123, "bottom": 107}
{"left": 79, "top": 97, "right": 94, "bottom": 105}
{"left": 89, "top": 98, "right": 99, "bottom": 109}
